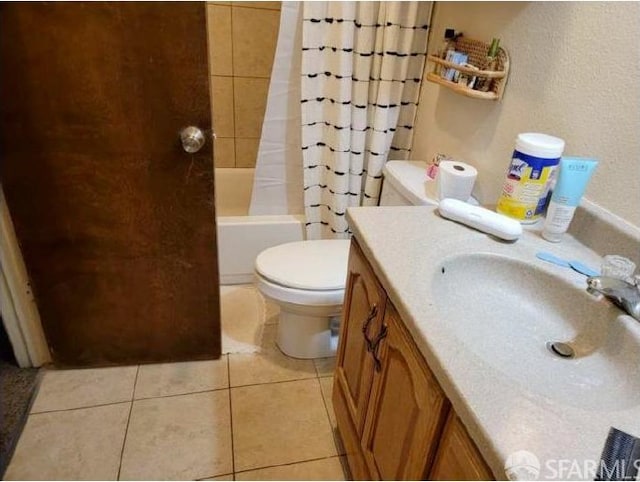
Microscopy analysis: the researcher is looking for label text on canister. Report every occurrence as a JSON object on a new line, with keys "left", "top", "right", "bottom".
{"left": 496, "top": 150, "right": 560, "bottom": 223}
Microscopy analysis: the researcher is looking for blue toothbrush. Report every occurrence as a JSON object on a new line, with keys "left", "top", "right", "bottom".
{"left": 536, "top": 252, "right": 599, "bottom": 277}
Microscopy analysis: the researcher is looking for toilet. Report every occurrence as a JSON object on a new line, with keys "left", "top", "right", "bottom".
{"left": 255, "top": 240, "right": 350, "bottom": 358}
{"left": 255, "top": 160, "right": 474, "bottom": 359}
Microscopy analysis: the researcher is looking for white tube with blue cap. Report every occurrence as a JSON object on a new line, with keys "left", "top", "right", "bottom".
{"left": 542, "top": 157, "right": 598, "bottom": 242}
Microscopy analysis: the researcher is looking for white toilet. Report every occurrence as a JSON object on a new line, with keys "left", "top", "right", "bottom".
{"left": 255, "top": 240, "right": 351, "bottom": 358}
{"left": 255, "top": 160, "right": 469, "bottom": 359}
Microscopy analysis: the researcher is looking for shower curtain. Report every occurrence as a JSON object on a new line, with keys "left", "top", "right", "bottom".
{"left": 250, "top": 2, "right": 304, "bottom": 216}
{"left": 301, "top": 1, "right": 433, "bottom": 239}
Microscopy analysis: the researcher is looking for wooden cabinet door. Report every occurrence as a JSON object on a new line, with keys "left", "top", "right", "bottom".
{"left": 0, "top": 3, "right": 219, "bottom": 366}
{"left": 333, "top": 239, "right": 387, "bottom": 479}
{"left": 362, "top": 303, "right": 449, "bottom": 480}
{"left": 429, "top": 412, "right": 494, "bottom": 481}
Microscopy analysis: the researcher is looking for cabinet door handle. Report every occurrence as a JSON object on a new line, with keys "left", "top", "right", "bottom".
{"left": 361, "top": 304, "right": 378, "bottom": 351}
{"left": 371, "top": 324, "right": 388, "bottom": 372}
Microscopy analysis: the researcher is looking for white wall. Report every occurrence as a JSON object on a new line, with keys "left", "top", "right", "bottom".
{"left": 412, "top": 2, "right": 640, "bottom": 228}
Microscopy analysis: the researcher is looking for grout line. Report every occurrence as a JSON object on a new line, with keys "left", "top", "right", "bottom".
{"left": 234, "top": 454, "right": 343, "bottom": 476}
{"left": 133, "top": 385, "right": 230, "bottom": 402}
{"left": 116, "top": 365, "right": 139, "bottom": 481}
{"left": 228, "top": 375, "right": 317, "bottom": 390}
{"left": 29, "top": 368, "right": 323, "bottom": 414}
{"left": 226, "top": 354, "right": 236, "bottom": 476}
{"left": 231, "top": 5, "right": 281, "bottom": 12}
{"left": 317, "top": 377, "right": 334, "bottom": 427}
{"left": 316, "top": 376, "right": 346, "bottom": 458}
{"left": 211, "top": 73, "right": 270, "bottom": 80}
{"left": 195, "top": 472, "right": 234, "bottom": 481}
{"left": 29, "top": 399, "right": 132, "bottom": 416}
{"left": 30, "top": 384, "right": 232, "bottom": 414}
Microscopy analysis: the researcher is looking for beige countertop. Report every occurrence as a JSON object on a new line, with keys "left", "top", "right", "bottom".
{"left": 347, "top": 205, "right": 640, "bottom": 481}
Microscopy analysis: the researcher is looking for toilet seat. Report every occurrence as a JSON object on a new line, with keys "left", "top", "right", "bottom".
{"left": 255, "top": 239, "right": 350, "bottom": 306}
{"left": 255, "top": 240, "right": 351, "bottom": 291}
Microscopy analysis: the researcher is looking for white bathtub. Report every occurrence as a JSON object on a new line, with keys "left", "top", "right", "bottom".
{"left": 215, "top": 168, "right": 305, "bottom": 284}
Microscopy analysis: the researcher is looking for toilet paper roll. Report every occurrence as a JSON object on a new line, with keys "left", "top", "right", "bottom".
{"left": 437, "top": 161, "right": 478, "bottom": 201}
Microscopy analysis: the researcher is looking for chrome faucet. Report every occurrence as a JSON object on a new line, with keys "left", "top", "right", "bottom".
{"left": 586, "top": 276, "right": 640, "bottom": 321}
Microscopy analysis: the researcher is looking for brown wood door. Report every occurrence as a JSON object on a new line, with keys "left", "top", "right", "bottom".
{"left": 0, "top": 3, "right": 220, "bottom": 366}
{"left": 362, "top": 303, "right": 450, "bottom": 480}
{"left": 333, "top": 238, "right": 386, "bottom": 479}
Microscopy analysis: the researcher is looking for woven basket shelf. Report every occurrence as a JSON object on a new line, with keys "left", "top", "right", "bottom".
{"left": 426, "top": 37, "right": 510, "bottom": 101}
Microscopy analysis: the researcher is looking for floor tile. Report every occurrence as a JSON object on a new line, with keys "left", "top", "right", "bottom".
{"left": 318, "top": 377, "right": 337, "bottom": 429}
{"left": 120, "top": 391, "right": 232, "bottom": 480}
{"left": 314, "top": 357, "right": 336, "bottom": 377}
{"left": 31, "top": 366, "right": 137, "bottom": 413}
{"left": 236, "top": 456, "right": 346, "bottom": 480}
{"left": 221, "top": 285, "right": 266, "bottom": 354}
{"left": 231, "top": 379, "right": 337, "bottom": 471}
{"left": 319, "top": 376, "right": 346, "bottom": 456}
{"left": 5, "top": 403, "right": 130, "bottom": 480}
{"left": 135, "top": 358, "right": 228, "bottom": 399}
{"left": 201, "top": 474, "right": 234, "bottom": 481}
{"left": 264, "top": 296, "right": 279, "bottom": 325}
{"left": 229, "top": 325, "right": 316, "bottom": 387}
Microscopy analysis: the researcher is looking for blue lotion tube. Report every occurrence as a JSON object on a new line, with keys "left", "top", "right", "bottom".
{"left": 542, "top": 157, "right": 598, "bottom": 242}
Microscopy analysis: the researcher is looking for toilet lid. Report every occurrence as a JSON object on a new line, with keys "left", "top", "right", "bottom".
{"left": 256, "top": 240, "right": 351, "bottom": 291}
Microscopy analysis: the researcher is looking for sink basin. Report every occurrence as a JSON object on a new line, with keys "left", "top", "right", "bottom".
{"left": 431, "top": 253, "right": 640, "bottom": 411}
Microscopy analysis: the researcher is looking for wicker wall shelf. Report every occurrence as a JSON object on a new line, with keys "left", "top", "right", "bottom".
{"left": 426, "top": 37, "right": 510, "bottom": 101}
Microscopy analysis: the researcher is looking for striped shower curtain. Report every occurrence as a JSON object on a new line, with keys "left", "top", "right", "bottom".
{"left": 301, "top": 1, "right": 432, "bottom": 239}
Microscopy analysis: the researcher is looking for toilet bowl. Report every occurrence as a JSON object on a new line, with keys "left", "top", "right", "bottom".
{"left": 255, "top": 239, "right": 351, "bottom": 359}
{"left": 255, "top": 160, "right": 475, "bottom": 359}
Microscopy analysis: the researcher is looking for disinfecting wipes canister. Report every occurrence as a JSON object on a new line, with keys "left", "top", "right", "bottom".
{"left": 496, "top": 133, "right": 565, "bottom": 223}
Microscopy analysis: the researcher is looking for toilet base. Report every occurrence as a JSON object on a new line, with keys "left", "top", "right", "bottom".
{"left": 277, "top": 310, "right": 339, "bottom": 359}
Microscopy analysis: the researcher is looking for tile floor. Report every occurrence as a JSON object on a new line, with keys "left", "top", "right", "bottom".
{"left": 4, "top": 287, "right": 347, "bottom": 481}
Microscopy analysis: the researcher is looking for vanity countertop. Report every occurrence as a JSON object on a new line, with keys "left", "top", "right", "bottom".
{"left": 346, "top": 205, "right": 640, "bottom": 481}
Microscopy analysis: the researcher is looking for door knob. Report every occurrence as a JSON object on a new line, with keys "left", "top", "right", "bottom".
{"left": 180, "top": 126, "right": 206, "bottom": 153}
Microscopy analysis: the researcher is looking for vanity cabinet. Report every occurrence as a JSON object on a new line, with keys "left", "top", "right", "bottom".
{"left": 429, "top": 413, "right": 494, "bottom": 481}
{"left": 333, "top": 239, "right": 494, "bottom": 480}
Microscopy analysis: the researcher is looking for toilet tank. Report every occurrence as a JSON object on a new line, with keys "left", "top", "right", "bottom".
{"left": 380, "top": 161, "right": 439, "bottom": 207}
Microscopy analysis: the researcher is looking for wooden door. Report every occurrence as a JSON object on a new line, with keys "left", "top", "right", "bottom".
{"left": 0, "top": 3, "right": 220, "bottom": 366}
{"left": 333, "top": 238, "right": 386, "bottom": 480}
{"left": 429, "top": 412, "right": 494, "bottom": 481}
{"left": 362, "top": 303, "right": 450, "bottom": 480}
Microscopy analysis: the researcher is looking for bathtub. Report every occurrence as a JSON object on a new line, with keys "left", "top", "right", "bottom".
{"left": 215, "top": 168, "right": 305, "bottom": 284}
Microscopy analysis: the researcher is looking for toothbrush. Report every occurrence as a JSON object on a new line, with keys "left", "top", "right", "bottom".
{"left": 536, "top": 252, "right": 599, "bottom": 277}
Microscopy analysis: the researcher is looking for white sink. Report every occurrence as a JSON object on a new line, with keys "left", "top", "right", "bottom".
{"left": 431, "top": 253, "right": 640, "bottom": 411}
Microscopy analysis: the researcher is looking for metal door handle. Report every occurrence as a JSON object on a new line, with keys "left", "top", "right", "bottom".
{"left": 180, "top": 126, "right": 206, "bottom": 153}
{"left": 362, "top": 304, "right": 378, "bottom": 351}
{"left": 371, "top": 324, "right": 388, "bottom": 372}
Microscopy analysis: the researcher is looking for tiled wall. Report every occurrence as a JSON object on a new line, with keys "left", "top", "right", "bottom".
{"left": 207, "top": 1, "right": 281, "bottom": 168}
